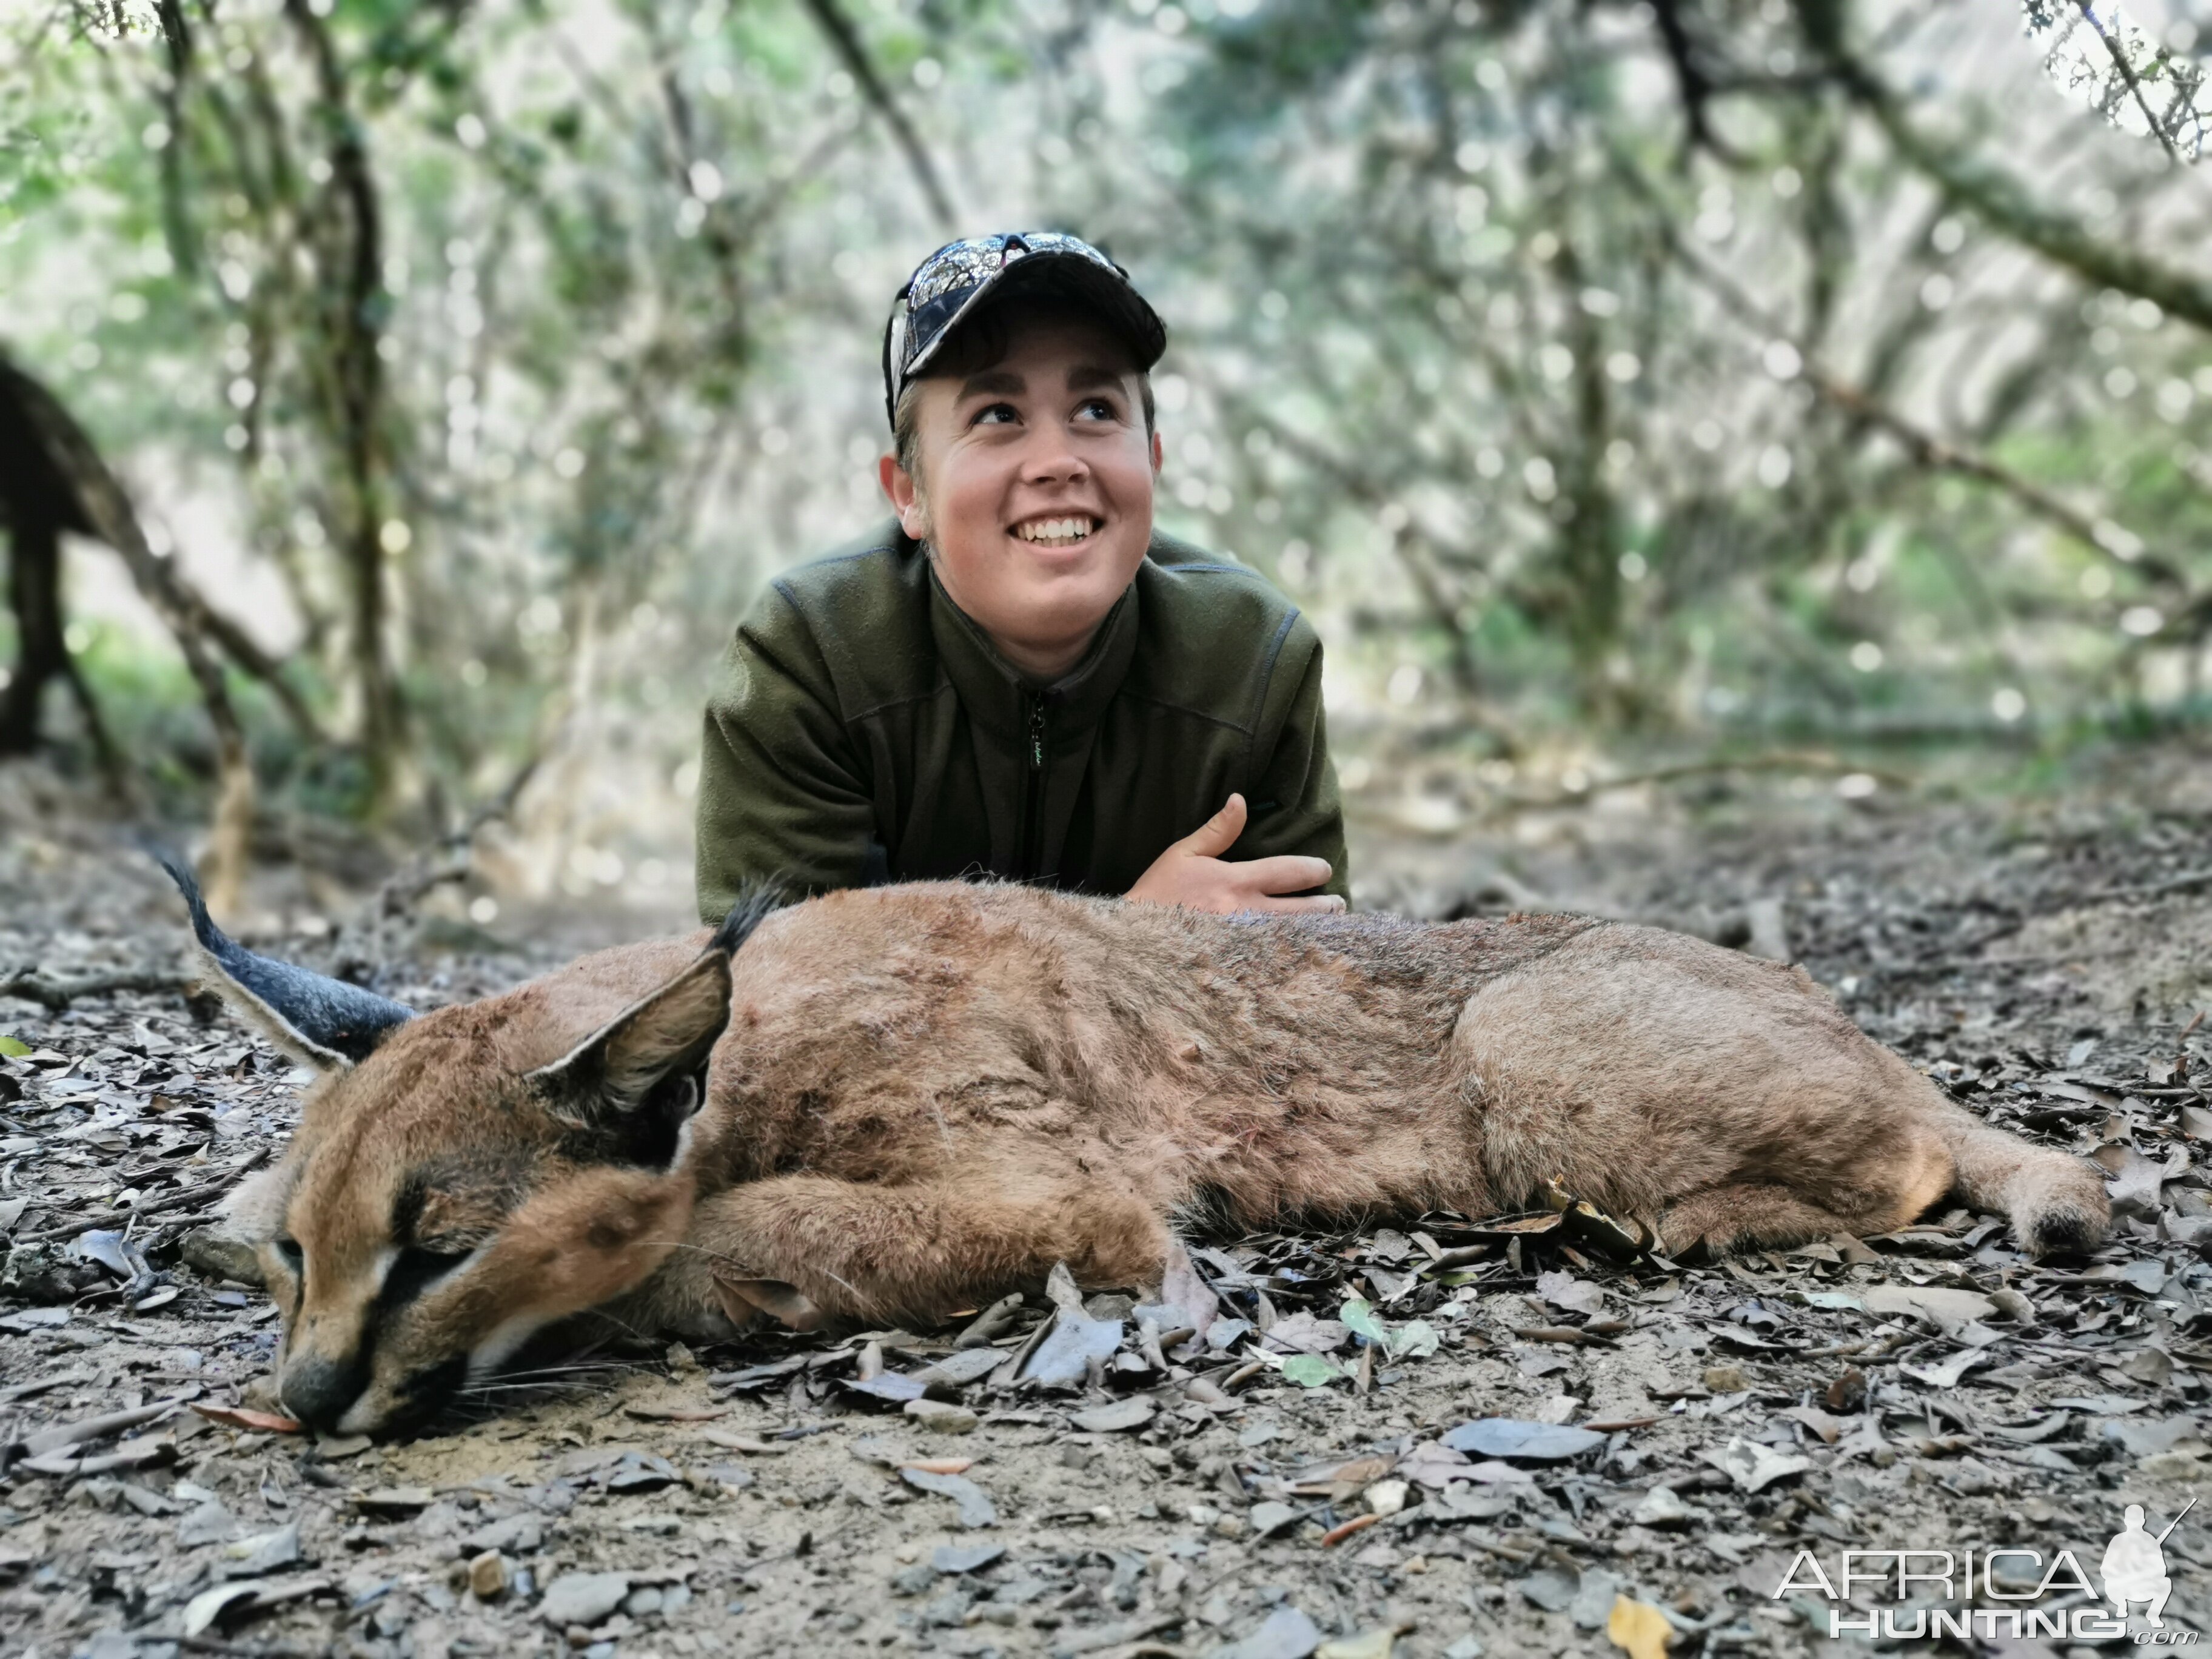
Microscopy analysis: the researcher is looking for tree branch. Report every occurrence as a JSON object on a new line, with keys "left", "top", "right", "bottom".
{"left": 0, "top": 966, "right": 194, "bottom": 1011}
{"left": 1834, "top": 58, "right": 2212, "bottom": 334}
{"left": 1612, "top": 152, "right": 2188, "bottom": 591}
{"left": 797, "top": 0, "right": 957, "bottom": 231}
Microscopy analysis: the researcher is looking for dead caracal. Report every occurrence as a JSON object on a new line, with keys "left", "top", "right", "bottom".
{"left": 163, "top": 862, "right": 2108, "bottom": 1436}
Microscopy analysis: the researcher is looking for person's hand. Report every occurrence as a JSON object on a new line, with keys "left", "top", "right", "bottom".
{"left": 1127, "top": 794, "right": 1347, "bottom": 915}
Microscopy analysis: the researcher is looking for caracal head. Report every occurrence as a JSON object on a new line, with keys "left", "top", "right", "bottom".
{"left": 161, "top": 856, "right": 764, "bottom": 1437}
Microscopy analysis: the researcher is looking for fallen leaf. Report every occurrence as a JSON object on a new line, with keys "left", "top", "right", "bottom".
{"left": 1520, "top": 1568, "right": 1580, "bottom": 1611}
{"left": 623, "top": 1404, "right": 729, "bottom": 1423}
{"left": 190, "top": 1405, "right": 303, "bottom": 1435}
{"left": 1159, "top": 1237, "right": 1219, "bottom": 1342}
{"left": 1340, "top": 1296, "right": 1389, "bottom": 1346}
{"left": 1535, "top": 1270, "right": 1607, "bottom": 1316}
{"left": 842, "top": 1373, "right": 926, "bottom": 1405}
{"left": 1279, "top": 1355, "right": 1344, "bottom": 1389}
{"left": 1631, "top": 1486, "right": 1693, "bottom": 1527}
{"left": 1321, "top": 1513, "right": 1379, "bottom": 1547}
{"left": 1439, "top": 1419, "right": 1605, "bottom": 1461}
{"left": 1826, "top": 1368, "right": 1868, "bottom": 1413}
{"left": 1779, "top": 1406, "right": 1842, "bottom": 1444}
{"left": 1213, "top": 1606, "right": 1322, "bottom": 1659}
{"left": 180, "top": 1582, "right": 260, "bottom": 1637}
{"left": 1389, "top": 1321, "right": 1440, "bottom": 1359}
{"left": 1700, "top": 1438, "right": 1809, "bottom": 1493}
{"left": 1862, "top": 1284, "right": 1996, "bottom": 1333}
{"left": 1068, "top": 1396, "right": 1155, "bottom": 1433}
{"left": 1901, "top": 1349, "right": 1993, "bottom": 1389}
{"left": 1607, "top": 1594, "right": 1677, "bottom": 1659}
{"left": 2094, "top": 1143, "right": 2181, "bottom": 1219}
{"left": 900, "top": 1467, "right": 996, "bottom": 1528}
{"left": 931, "top": 1543, "right": 1005, "bottom": 1574}
{"left": 1316, "top": 1624, "right": 1407, "bottom": 1659}
{"left": 1262, "top": 1311, "right": 1350, "bottom": 1355}
{"left": 909, "top": 1348, "right": 1007, "bottom": 1390}
{"left": 1020, "top": 1306, "right": 1125, "bottom": 1389}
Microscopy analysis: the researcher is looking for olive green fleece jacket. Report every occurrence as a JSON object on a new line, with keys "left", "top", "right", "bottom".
{"left": 693, "top": 521, "right": 1348, "bottom": 921}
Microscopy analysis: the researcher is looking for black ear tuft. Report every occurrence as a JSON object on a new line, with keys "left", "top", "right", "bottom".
{"left": 153, "top": 848, "right": 415, "bottom": 1069}
{"left": 708, "top": 886, "right": 783, "bottom": 959}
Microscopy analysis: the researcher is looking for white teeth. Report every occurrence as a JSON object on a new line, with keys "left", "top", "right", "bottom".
{"left": 1017, "top": 517, "right": 1096, "bottom": 543}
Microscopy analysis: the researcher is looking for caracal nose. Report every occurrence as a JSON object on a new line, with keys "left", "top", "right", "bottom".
{"left": 280, "top": 1353, "right": 362, "bottom": 1432}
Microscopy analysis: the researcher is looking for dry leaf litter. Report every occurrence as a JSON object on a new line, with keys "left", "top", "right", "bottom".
{"left": 4, "top": 754, "right": 2210, "bottom": 1657}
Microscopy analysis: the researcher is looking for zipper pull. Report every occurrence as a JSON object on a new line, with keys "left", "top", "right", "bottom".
{"left": 1028, "top": 700, "right": 1046, "bottom": 770}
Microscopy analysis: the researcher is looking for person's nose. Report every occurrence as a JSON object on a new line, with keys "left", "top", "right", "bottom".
{"left": 1019, "top": 426, "right": 1090, "bottom": 489}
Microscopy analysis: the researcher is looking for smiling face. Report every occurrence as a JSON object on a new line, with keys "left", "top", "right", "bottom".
{"left": 881, "top": 308, "right": 1162, "bottom": 681}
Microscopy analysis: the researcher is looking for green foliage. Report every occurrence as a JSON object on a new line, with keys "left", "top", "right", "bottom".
{"left": 3, "top": 0, "right": 2209, "bottom": 834}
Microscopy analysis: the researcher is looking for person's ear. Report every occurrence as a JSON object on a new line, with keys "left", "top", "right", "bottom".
{"left": 879, "top": 452, "right": 928, "bottom": 540}
{"left": 1151, "top": 429, "right": 1164, "bottom": 475}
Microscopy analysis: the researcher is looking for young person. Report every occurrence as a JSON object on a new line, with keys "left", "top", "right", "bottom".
{"left": 694, "top": 232, "right": 1348, "bottom": 922}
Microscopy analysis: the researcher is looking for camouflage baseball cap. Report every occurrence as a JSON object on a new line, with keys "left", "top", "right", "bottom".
{"left": 881, "top": 232, "right": 1168, "bottom": 428}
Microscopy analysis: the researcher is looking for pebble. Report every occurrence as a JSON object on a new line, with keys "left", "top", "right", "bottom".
{"left": 468, "top": 1550, "right": 509, "bottom": 1600}
{"left": 902, "top": 1398, "right": 979, "bottom": 1433}
{"left": 1362, "top": 1478, "right": 1409, "bottom": 1518}
{"left": 1631, "top": 1484, "right": 1693, "bottom": 1527}
{"left": 538, "top": 1570, "right": 631, "bottom": 1627}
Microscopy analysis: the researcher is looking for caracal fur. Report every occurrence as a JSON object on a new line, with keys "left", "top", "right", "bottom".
{"left": 174, "top": 874, "right": 2108, "bottom": 1436}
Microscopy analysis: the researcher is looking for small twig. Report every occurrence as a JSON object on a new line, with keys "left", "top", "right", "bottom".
{"left": 21, "top": 1150, "right": 267, "bottom": 1244}
{"left": 2070, "top": 0, "right": 2186, "bottom": 169}
{"left": 2068, "top": 868, "right": 2212, "bottom": 907}
{"left": 176, "top": 1636, "right": 321, "bottom": 1659}
{"left": 0, "top": 965, "right": 194, "bottom": 1011}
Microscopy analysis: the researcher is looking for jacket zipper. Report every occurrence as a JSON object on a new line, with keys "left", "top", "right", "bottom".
{"left": 1019, "top": 696, "right": 1047, "bottom": 878}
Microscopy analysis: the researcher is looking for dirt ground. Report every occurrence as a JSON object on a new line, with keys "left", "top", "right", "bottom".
{"left": 2, "top": 743, "right": 2210, "bottom": 1659}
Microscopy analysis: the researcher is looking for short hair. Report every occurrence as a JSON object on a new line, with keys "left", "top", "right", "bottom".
{"left": 891, "top": 295, "right": 1158, "bottom": 480}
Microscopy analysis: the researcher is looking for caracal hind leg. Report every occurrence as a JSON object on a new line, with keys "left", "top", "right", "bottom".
{"left": 1452, "top": 925, "right": 1956, "bottom": 1239}
{"left": 674, "top": 1168, "right": 1171, "bottom": 1329}
{"left": 1658, "top": 1184, "right": 1896, "bottom": 1258}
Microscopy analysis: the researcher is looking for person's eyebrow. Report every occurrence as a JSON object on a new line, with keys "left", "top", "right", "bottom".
{"left": 957, "top": 368, "right": 1025, "bottom": 399}
{"left": 1065, "top": 364, "right": 1130, "bottom": 394}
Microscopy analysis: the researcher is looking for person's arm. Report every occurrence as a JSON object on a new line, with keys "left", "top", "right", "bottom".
{"left": 694, "top": 586, "right": 877, "bottom": 923}
{"left": 1127, "top": 619, "right": 1351, "bottom": 913}
{"left": 1232, "top": 626, "right": 1349, "bottom": 901}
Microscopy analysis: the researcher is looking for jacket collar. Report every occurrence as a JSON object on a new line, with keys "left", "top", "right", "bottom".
{"left": 923, "top": 546, "right": 1142, "bottom": 742}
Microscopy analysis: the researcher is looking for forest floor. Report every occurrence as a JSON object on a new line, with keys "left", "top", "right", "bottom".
{"left": 3, "top": 740, "right": 2211, "bottom": 1659}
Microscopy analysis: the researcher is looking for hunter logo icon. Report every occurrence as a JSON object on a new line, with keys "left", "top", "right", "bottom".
{"left": 2102, "top": 1498, "right": 2194, "bottom": 1629}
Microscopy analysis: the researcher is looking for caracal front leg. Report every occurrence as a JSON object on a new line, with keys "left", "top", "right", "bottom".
{"left": 682, "top": 1167, "right": 1172, "bottom": 1329}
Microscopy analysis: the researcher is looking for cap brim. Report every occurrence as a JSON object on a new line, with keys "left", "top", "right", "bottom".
{"left": 905, "top": 250, "right": 1168, "bottom": 384}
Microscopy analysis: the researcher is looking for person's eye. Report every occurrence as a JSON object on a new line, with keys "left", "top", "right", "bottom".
{"left": 1074, "top": 398, "right": 1119, "bottom": 423}
{"left": 971, "top": 402, "right": 1019, "bottom": 426}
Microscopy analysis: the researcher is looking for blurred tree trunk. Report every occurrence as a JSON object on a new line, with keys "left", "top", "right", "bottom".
{"left": 0, "top": 350, "right": 253, "bottom": 909}
{"left": 286, "top": 0, "right": 404, "bottom": 810}
{"left": 0, "top": 514, "right": 68, "bottom": 756}
{"left": 0, "top": 358, "right": 122, "bottom": 780}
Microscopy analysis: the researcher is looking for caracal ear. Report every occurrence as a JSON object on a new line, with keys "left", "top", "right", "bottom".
{"left": 155, "top": 850, "right": 414, "bottom": 1072}
{"left": 526, "top": 891, "right": 779, "bottom": 1168}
